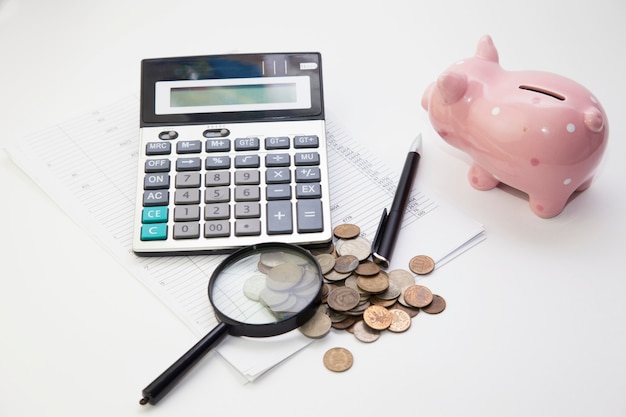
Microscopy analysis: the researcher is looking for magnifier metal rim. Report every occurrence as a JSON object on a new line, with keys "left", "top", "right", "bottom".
{"left": 207, "top": 242, "right": 323, "bottom": 338}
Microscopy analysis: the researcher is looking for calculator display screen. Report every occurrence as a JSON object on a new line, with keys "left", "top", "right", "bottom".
{"left": 141, "top": 52, "right": 324, "bottom": 126}
{"left": 155, "top": 76, "right": 311, "bottom": 115}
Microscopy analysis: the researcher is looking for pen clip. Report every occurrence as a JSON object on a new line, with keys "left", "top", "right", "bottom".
{"left": 371, "top": 208, "right": 388, "bottom": 254}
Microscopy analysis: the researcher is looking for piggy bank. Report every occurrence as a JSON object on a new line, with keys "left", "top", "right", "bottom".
{"left": 421, "top": 35, "right": 608, "bottom": 218}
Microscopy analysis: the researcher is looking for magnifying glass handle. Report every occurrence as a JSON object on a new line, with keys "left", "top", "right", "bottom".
{"left": 139, "top": 322, "right": 229, "bottom": 405}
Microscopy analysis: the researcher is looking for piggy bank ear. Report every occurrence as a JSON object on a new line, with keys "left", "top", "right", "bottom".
{"left": 475, "top": 35, "right": 499, "bottom": 63}
{"left": 437, "top": 71, "right": 467, "bottom": 104}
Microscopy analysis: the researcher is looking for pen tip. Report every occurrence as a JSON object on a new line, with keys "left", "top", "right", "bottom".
{"left": 410, "top": 133, "right": 423, "bottom": 154}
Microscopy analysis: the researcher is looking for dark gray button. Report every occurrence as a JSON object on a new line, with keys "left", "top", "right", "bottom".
{"left": 296, "top": 199, "right": 323, "bottom": 232}
{"left": 146, "top": 142, "right": 171, "bottom": 155}
{"left": 144, "top": 173, "right": 170, "bottom": 189}
{"left": 267, "top": 201, "right": 293, "bottom": 235}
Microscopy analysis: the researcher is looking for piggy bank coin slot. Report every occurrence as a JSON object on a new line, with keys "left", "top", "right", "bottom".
{"left": 518, "top": 85, "right": 565, "bottom": 101}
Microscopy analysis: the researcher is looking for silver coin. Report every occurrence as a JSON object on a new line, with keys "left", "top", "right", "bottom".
{"left": 352, "top": 320, "right": 380, "bottom": 343}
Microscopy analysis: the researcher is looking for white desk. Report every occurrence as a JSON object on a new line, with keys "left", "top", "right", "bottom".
{"left": 1, "top": 0, "right": 625, "bottom": 415}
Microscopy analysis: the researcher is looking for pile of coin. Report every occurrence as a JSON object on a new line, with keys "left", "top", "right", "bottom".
{"left": 300, "top": 223, "right": 446, "bottom": 372}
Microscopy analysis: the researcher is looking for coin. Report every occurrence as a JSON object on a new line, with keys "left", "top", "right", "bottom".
{"left": 243, "top": 274, "right": 267, "bottom": 301}
{"left": 315, "top": 253, "right": 336, "bottom": 275}
{"left": 409, "top": 255, "right": 435, "bottom": 275}
{"left": 356, "top": 271, "right": 389, "bottom": 294}
{"left": 333, "top": 223, "right": 361, "bottom": 239}
{"left": 323, "top": 347, "right": 354, "bottom": 372}
{"left": 333, "top": 254, "right": 360, "bottom": 274}
{"left": 363, "top": 305, "right": 393, "bottom": 330}
{"left": 403, "top": 284, "right": 433, "bottom": 308}
{"left": 388, "top": 309, "right": 412, "bottom": 333}
{"left": 265, "top": 262, "right": 304, "bottom": 291}
{"left": 355, "top": 261, "right": 380, "bottom": 276}
{"left": 326, "top": 286, "right": 361, "bottom": 312}
{"left": 351, "top": 320, "right": 381, "bottom": 343}
{"left": 335, "top": 237, "right": 371, "bottom": 261}
{"left": 388, "top": 269, "right": 415, "bottom": 289}
{"left": 421, "top": 294, "right": 446, "bottom": 314}
{"left": 300, "top": 311, "right": 332, "bottom": 338}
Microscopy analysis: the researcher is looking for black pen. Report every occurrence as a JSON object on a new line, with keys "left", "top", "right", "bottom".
{"left": 371, "top": 134, "right": 422, "bottom": 268}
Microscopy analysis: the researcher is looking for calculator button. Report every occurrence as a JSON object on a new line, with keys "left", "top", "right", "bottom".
{"left": 235, "top": 202, "right": 261, "bottom": 219}
{"left": 267, "top": 201, "right": 293, "bottom": 235}
{"left": 206, "top": 138, "right": 231, "bottom": 152}
{"left": 295, "top": 167, "right": 321, "bottom": 182}
{"left": 296, "top": 183, "right": 321, "bottom": 199}
{"left": 265, "top": 136, "right": 290, "bottom": 149}
{"left": 205, "top": 186, "right": 230, "bottom": 203}
{"left": 294, "top": 135, "right": 319, "bottom": 148}
{"left": 206, "top": 155, "right": 231, "bottom": 170}
{"left": 235, "top": 137, "right": 260, "bottom": 151}
{"left": 205, "top": 203, "right": 230, "bottom": 220}
{"left": 146, "top": 142, "right": 172, "bottom": 155}
{"left": 234, "top": 186, "right": 261, "bottom": 202}
{"left": 173, "top": 223, "right": 200, "bottom": 239}
{"left": 143, "top": 190, "right": 169, "bottom": 206}
{"left": 265, "top": 153, "right": 290, "bottom": 167}
{"left": 176, "top": 140, "right": 202, "bottom": 154}
{"left": 158, "top": 130, "right": 178, "bottom": 140}
{"left": 176, "top": 157, "right": 202, "bottom": 171}
{"left": 141, "top": 223, "right": 168, "bottom": 240}
{"left": 142, "top": 206, "right": 168, "bottom": 223}
{"left": 266, "top": 168, "right": 291, "bottom": 183}
{"left": 174, "top": 206, "right": 200, "bottom": 221}
{"left": 203, "top": 128, "right": 230, "bottom": 138}
{"left": 144, "top": 174, "right": 170, "bottom": 190}
{"left": 205, "top": 221, "right": 230, "bottom": 238}
{"left": 235, "top": 154, "right": 260, "bottom": 168}
{"left": 145, "top": 159, "right": 171, "bottom": 173}
{"left": 234, "top": 170, "right": 260, "bottom": 185}
{"left": 296, "top": 199, "right": 323, "bottom": 233}
{"left": 175, "top": 189, "right": 201, "bottom": 204}
{"left": 175, "top": 172, "right": 201, "bottom": 188}
{"left": 295, "top": 152, "right": 320, "bottom": 166}
{"left": 235, "top": 219, "right": 261, "bottom": 236}
{"left": 205, "top": 171, "right": 231, "bottom": 187}
{"left": 266, "top": 184, "right": 291, "bottom": 200}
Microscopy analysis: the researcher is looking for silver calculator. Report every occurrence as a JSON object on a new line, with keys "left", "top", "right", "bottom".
{"left": 132, "top": 52, "right": 333, "bottom": 255}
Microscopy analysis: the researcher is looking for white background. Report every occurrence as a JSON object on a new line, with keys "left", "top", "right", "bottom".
{"left": 1, "top": 0, "right": 625, "bottom": 416}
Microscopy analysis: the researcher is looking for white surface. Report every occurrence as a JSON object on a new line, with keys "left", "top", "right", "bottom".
{"left": 1, "top": 0, "right": 625, "bottom": 416}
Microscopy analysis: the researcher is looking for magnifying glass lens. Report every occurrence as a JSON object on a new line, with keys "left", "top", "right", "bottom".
{"left": 210, "top": 246, "right": 322, "bottom": 326}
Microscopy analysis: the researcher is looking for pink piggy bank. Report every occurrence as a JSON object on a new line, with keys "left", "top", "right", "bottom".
{"left": 421, "top": 35, "right": 608, "bottom": 218}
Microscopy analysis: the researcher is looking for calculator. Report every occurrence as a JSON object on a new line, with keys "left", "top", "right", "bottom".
{"left": 132, "top": 52, "right": 333, "bottom": 255}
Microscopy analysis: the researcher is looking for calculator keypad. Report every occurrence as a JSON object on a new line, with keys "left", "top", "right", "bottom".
{"left": 133, "top": 121, "right": 332, "bottom": 254}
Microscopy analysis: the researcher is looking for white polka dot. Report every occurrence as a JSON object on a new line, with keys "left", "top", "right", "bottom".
{"left": 491, "top": 107, "right": 501, "bottom": 116}
{"left": 563, "top": 178, "right": 572, "bottom": 185}
{"left": 566, "top": 123, "right": 576, "bottom": 133}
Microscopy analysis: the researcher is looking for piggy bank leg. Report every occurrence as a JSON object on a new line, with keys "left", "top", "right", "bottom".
{"left": 528, "top": 193, "right": 571, "bottom": 218}
{"left": 468, "top": 164, "right": 500, "bottom": 190}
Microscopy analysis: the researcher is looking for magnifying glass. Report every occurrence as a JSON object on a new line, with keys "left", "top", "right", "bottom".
{"left": 139, "top": 242, "right": 323, "bottom": 405}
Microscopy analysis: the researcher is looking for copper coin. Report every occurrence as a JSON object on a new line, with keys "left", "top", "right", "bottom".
{"left": 390, "top": 301, "right": 420, "bottom": 318}
{"left": 356, "top": 271, "right": 389, "bottom": 294}
{"left": 323, "top": 347, "right": 353, "bottom": 372}
{"left": 403, "top": 284, "right": 433, "bottom": 308}
{"left": 326, "top": 286, "right": 361, "bottom": 312}
{"left": 421, "top": 294, "right": 446, "bottom": 314}
{"left": 355, "top": 261, "right": 380, "bottom": 276}
{"left": 388, "top": 309, "right": 412, "bottom": 333}
{"left": 333, "top": 223, "right": 361, "bottom": 239}
{"left": 409, "top": 255, "right": 435, "bottom": 275}
{"left": 363, "top": 305, "right": 393, "bottom": 330}
{"left": 333, "top": 254, "right": 360, "bottom": 274}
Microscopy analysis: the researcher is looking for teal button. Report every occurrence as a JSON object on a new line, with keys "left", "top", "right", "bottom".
{"left": 141, "top": 224, "right": 168, "bottom": 241}
{"left": 142, "top": 206, "right": 168, "bottom": 223}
